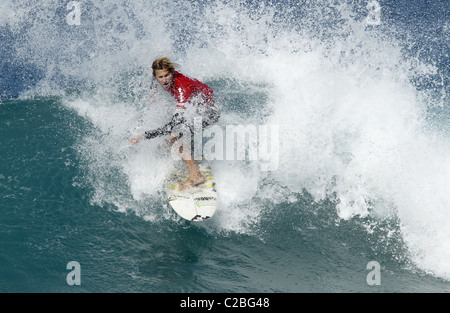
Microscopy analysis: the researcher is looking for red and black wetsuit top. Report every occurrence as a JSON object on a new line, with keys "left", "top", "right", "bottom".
{"left": 145, "top": 71, "right": 215, "bottom": 140}
{"left": 168, "top": 70, "right": 214, "bottom": 108}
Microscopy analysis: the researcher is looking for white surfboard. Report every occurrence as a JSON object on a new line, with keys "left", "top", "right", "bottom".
{"left": 165, "top": 159, "right": 217, "bottom": 222}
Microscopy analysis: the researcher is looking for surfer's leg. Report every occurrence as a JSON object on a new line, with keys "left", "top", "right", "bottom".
{"left": 170, "top": 134, "right": 205, "bottom": 190}
{"left": 180, "top": 159, "right": 206, "bottom": 190}
{"left": 176, "top": 103, "right": 220, "bottom": 190}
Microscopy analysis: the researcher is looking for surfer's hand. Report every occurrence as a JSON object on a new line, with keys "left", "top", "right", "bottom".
{"left": 166, "top": 135, "right": 178, "bottom": 145}
{"left": 129, "top": 134, "right": 144, "bottom": 145}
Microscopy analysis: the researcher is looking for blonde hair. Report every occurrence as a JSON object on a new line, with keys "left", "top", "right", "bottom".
{"left": 151, "top": 57, "right": 179, "bottom": 76}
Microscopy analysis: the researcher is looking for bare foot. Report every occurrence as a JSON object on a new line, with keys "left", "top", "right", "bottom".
{"left": 179, "top": 174, "right": 206, "bottom": 191}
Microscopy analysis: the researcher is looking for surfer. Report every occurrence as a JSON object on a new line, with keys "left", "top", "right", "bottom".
{"left": 129, "top": 57, "right": 220, "bottom": 190}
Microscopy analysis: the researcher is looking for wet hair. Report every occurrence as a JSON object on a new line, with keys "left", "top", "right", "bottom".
{"left": 151, "top": 57, "right": 179, "bottom": 76}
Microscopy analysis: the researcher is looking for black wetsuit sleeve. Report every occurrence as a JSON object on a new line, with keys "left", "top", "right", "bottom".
{"left": 144, "top": 113, "right": 186, "bottom": 140}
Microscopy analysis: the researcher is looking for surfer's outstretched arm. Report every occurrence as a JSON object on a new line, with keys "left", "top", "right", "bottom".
{"left": 128, "top": 113, "right": 185, "bottom": 145}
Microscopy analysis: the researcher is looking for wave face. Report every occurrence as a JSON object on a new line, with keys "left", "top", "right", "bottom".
{"left": 1, "top": 0, "right": 450, "bottom": 290}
